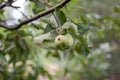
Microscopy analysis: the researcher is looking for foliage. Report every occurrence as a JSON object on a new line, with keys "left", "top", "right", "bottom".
{"left": 0, "top": 0, "right": 120, "bottom": 80}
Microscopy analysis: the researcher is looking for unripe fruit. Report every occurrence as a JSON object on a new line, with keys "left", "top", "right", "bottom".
{"left": 55, "top": 34, "right": 73, "bottom": 49}
{"left": 56, "top": 27, "right": 62, "bottom": 34}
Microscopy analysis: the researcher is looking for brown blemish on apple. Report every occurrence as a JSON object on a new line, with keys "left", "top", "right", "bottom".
{"left": 57, "top": 37, "right": 61, "bottom": 41}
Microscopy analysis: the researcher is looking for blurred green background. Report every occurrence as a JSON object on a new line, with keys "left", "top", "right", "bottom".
{"left": 0, "top": 0, "right": 120, "bottom": 80}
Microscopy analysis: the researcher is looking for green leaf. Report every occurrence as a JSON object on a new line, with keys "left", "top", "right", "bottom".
{"left": 97, "top": 30, "right": 105, "bottom": 38}
{"left": 114, "top": 5, "right": 120, "bottom": 13}
{"left": 18, "top": 30, "right": 32, "bottom": 37}
{"left": 75, "top": 41, "right": 82, "bottom": 53}
{"left": 77, "top": 23, "right": 95, "bottom": 35}
{"left": 0, "top": 0, "right": 3, "bottom": 3}
{"left": 55, "top": 9, "right": 67, "bottom": 26}
{"left": 44, "top": 23, "right": 55, "bottom": 33}
{"left": 0, "top": 33, "right": 4, "bottom": 39}
{"left": 77, "top": 24, "right": 89, "bottom": 35}
{"left": 114, "top": 19, "right": 120, "bottom": 26}
{"left": 32, "top": 8, "right": 42, "bottom": 14}
{"left": 62, "top": 22, "right": 78, "bottom": 35}
{"left": 0, "top": 54, "right": 7, "bottom": 66}
{"left": 32, "top": 1, "right": 45, "bottom": 14}
{"left": 18, "top": 38, "right": 28, "bottom": 51}
{"left": 77, "top": 36, "right": 90, "bottom": 56}
{"left": 6, "top": 31, "right": 17, "bottom": 41}
{"left": 80, "top": 16, "right": 88, "bottom": 24}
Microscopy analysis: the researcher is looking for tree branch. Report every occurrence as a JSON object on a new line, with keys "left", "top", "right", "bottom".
{"left": 39, "top": 0, "right": 60, "bottom": 28}
{"left": 0, "top": 1, "right": 9, "bottom": 9}
{"left": 0, "top": 0, "right": 15, "bottom": 10}
{"left": 0, "top": 0, "right": 70, "bottom": 30}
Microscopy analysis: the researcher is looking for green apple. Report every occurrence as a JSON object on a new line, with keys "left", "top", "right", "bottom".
{"left": 54, "top": 34, "right": 73, "bottom": 49}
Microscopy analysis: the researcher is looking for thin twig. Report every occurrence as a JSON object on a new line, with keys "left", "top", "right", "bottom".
{"left": 0, "top": 0, "right": 16, "bottom": 10}
{"left": 15, "top": 8, "right": 39, "bottom": 29}
{"left": 0, "top": 1, "right": 9, "bottom": 10}
{"left": 0, "top": 0, "right": 70, "bottom": 30}
{"left": 39, "top": 0, "right": 60, "bottom": 27}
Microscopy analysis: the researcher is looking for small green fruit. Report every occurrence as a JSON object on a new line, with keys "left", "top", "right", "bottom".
{"left": 55, "top": 34, "right": 73, "bottom": 49}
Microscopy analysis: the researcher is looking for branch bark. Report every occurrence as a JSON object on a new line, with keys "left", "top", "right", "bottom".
{"left": 0, "top": 0, "right": 15, "bottom": 10}
{"left": 0, "top": 1, "right": 9, "bottom": 9}
{"left": 0, "top": 0, "right": 70, "bottom": 30}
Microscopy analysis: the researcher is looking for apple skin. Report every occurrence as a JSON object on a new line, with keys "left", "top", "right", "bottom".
{"left": 54, "top": 34, "right": 73, "bottom": 49}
